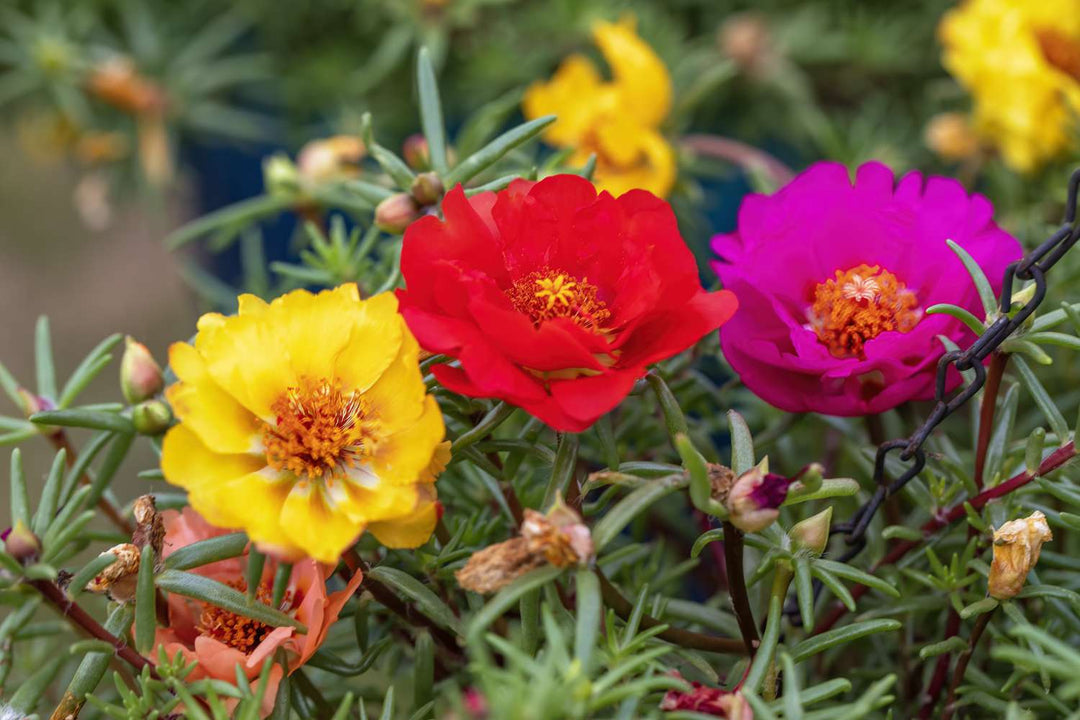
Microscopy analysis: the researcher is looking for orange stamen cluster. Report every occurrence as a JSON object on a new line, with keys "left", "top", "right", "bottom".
{"left": 263, "top": 378, "right": 376, "bottom": 479}
{"left": 809, "top": 264, "right": 921, "bottom": 359}
{"left": 507, "top": 267, "right": 611, "bottom": 332}
{"left": 197, "top": 580, "right": 294, "bottom": 654}
{"left": 1037, "top": 28, "right": 1080, "bottom": 82}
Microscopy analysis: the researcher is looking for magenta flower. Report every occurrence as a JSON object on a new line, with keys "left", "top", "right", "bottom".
{"left": 712, "top": 161, "right": 1021, "bottom": 416}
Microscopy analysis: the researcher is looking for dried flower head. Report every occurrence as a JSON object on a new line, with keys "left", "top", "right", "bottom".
{"left": 85, "top": 543, "right": 141, "bottom": 602}
{"left": 456, "top": 498, "right": 593, "bottom": 594}
{"left": 988, "top": 510, "right": 1053, "bottom": 599}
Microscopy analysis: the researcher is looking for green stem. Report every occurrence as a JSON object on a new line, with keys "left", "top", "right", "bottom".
{"left": 743, "top": 565, "right": 792, "bottom": 697}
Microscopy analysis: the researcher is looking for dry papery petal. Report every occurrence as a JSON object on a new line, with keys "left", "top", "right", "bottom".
{"left": 456, "top": 503, "right": 593, "bottom": 594}
{"left": 85, "top": 543, "right": 141, "bottom": 602}
{"left": 988, "top": 510, "right": 1053, "bottom": 600}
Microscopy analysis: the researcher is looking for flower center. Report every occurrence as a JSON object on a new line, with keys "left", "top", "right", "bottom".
{"left": 809, "top": 264, "right": 921, "bottom": 359}
{"left": 1036, "top": 28, "right": 1080, "bottom": 83}
{"left": 507, "top": 267, "right": 610, "bottom": 332}
{"left": 197, "top": 580, "right": 295, "bottom": 654}
{"left": 262, "top": 378, "right": 378, "bottom": 479}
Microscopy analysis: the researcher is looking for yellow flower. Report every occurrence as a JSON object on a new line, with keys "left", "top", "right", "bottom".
{"left": 161, "top": 286, "right": 446, "bottom": 563}
{"left": 523, "top": 18, "right": 676, "bottom": 197}
{"left": 939, "top": 0, "right": 1080, "bottom": 173}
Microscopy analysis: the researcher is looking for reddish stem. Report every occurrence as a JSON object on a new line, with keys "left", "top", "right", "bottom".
{"left": 723, "top": 522, "right": 760, "bottom": 657}
{"left": 52, "top": 432, "right": 134, "bottom": 535}
{"left": 973, "top": 354, "right": 1009, "bottom": 490}
{"left": 30, "top": 579, "right": 155, "bottom": 675}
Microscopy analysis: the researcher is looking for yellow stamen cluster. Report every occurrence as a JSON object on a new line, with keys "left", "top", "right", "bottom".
{"left": 809, "top": 264, "right": 921, "bottom": 359}
{"left": 507, "top": 268, "right": 611, "bottom": 333}
{"left": 263, "top": 378, "right": 378, "bottom": 479}
{"left": 197, "top": 580, "right": 295, "bottom": 654}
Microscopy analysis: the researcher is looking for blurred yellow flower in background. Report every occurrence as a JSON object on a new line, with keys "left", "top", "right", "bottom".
{"left": 939, "top": 0, "right": 1080, "bottom": 173}
{"left": 523, "top": 19, "right": 676, "bottom": 197}
{"left": 161, "top": 286, "right": 445, "bottom": 563}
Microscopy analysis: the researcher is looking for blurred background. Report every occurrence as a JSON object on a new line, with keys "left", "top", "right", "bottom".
{"left": 1, "top": 0, "right": 1074, "bottom": 482}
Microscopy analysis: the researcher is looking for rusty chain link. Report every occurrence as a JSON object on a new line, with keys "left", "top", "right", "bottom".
{"left": 784, "top": 168, "right": 1080, "bottom": 623}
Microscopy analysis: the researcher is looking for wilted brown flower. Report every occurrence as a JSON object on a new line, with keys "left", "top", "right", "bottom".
{"left": 455, "top": 498, "right": 593, "bottom": 594}
{"left": 988, "top": 510, "right": 1052, "bottom": 599}
{"left": 85, "top": 543, "right": 141, "bottom": 602}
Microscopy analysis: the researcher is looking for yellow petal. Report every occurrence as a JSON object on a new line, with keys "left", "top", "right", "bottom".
{"left": 362, "top": 326, "right": 427, "bottom": 435}
{"left": 333, "top": 292, "right": 404, "bottom": 394}
{"left": 272, "top": 284, "right": 361, "bottom": 383}
{"left": 523, "top": 55, "right": 613, "bottom": 147}
{"left": 194, "top": 310, "right": 296, "bottom": 421}
{"left": 160, "top": 424, "right": 292, "bottom": 546}
{"left": 368, "top": 487, "right": 438, "bottom": 549}
{"left": 592, "top": 19, "right": 672, "bottom": 130}
{"left": 279, "top": 480, "right": 365, "bottom": 563}
{"left": 166, "top": 343, "right": 261, "bottom": 454}
{"left": 590, "top": 123, "right": 676, "bottom": 198}
{"left": 336, "top": 470, "right": 419, "bottom": 523}
{"left": 369, "top": 395, "right": 445, "bottom": 485}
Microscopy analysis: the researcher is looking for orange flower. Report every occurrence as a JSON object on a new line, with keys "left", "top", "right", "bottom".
{"left": 153, "top": 508, "right": 362, "bottom": 717}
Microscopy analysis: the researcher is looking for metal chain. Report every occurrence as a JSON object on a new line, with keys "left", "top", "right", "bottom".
{"left": 784, "top": 168, "right": 1080, "bottom": 623}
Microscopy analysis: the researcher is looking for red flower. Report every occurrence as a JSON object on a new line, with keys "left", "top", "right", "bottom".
{"left": 398, "top": 175, "right": 738, "bottom": 431}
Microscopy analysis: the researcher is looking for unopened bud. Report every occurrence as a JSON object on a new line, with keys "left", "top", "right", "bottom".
{"left": 18, "top": 389, "right": 59, "bottom": 437}
{"left": 403, "top": 134, "right": 430, "bottom": 170}
{"left": 85, "top": 543, "right": 141, "bottom": 602}
{"left": 375, "top": 193, "right": 422, "bottom": 234}
{"left": 410, "top": 171, "right": 444, "bottom": 206}
{"left": 131, "top": 399, "right": 172, "bottom": 435}
{"left": 726, "top": 467, "right": 792, "bottom": 533}
{"left": 988, "top": 511, "right": 1052, "bottom": 599}
{"left": 924, "top": 112, "right": 980, "bottom": 162}
{"left": 120, "top": 336, "right": 163, "bottom": 404}
{"left": 263, "top": 154, "right": 300, "bottom": 196}
{"left": 5, "top": 520, "right": 41, "bottom": 564}
{"left": 297, "top": 135, "right": 366, "bottom": 185}
{"left": 719, "top": 13, "right": 775, "bottom": 77}
{"left": 789, "top": 507, "right": 832, "bottom": 555}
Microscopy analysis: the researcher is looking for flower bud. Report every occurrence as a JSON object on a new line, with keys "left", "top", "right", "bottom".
{"left": 988, "top": 510, "right": 1052, "bottom": 600}
{"left": 403, "top": 134, "right": 430, "bottom": 170}
{"left": 375, "top": 193, "right": 422, "bottom": 234}
{"left": 719, "top": 12, "right": 776, "bottom": 77}
{"left": 5, "top": 520, "right": 41, "bottom": 564}
{"left": 120, "top": 336, "right": 164, "bottom": 404}
{"left": 789, "top": 507, "right": 832, "bottom": 555}
{"left": 410, "top": 171, "right": 445, "bottom": 206}
{"left": 297, "top": 135, "right": 366, "bottom": 185}
{"left": 131, "top": 399, "right": 172, "bottom": 435}
{"left": 263, "top": 154, "right": 300, "bottom": 196}
{"left": 924, "top": 112, "right": 980, "bottom": 162}
{"left": 17, "top": 389, "right": 60, "bottom": 437}
{"left": 726, "top": 466, "right": 792, "bottom": 533}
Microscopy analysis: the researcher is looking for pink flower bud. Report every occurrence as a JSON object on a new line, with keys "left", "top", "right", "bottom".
{"left": 726, "top": 467, "right": 792, "bottom": 533}
{"left": 5, "top": 520, "right": 41, "bottom": 564}
{"left": 375, "top": 193, "right": 422, "bottom": 234}
{"left": 403, "top": 134, "right": 430, "bottom": 170}
{"left": 120, "top": 336, "right": 163, "bottom": 404}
